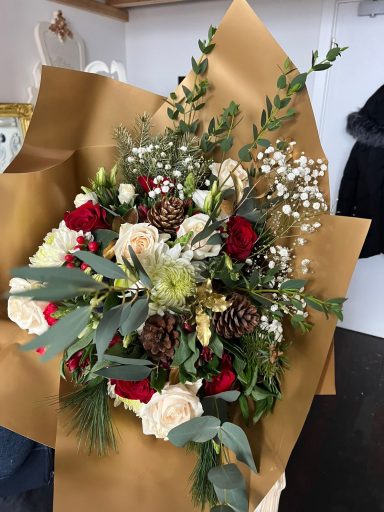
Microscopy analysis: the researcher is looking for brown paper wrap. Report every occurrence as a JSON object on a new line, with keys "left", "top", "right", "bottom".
{"left": 0, "top": 1, "right": 369, "bottom": 510}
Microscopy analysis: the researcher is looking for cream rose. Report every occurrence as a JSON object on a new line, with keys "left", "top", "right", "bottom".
{"left": 8, "top": 278, "right": 48, "bottom": 335}
{"left": 177, "top": 213, "right": 221, "bottom": 260}
{"left": 140, "top": 382, "right": 203, "bottom": 439}
{"left": 211, "top": 158, "right": 248, "bottom": 193}
{"left": 118, "top": 183, "right": 136, "bottom": 205}
{"left": 114, "top": 223, "right": 160, "bottom": 264}
{"left": 74, "top": 191, "right": 98, "bottom": 208}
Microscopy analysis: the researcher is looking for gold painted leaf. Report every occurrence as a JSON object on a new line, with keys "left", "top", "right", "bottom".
{"left": 196, "top": 307, "right": 212, "bottom": 347}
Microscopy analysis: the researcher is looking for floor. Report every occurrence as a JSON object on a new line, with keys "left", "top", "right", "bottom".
{"left": 0, "top": 328, "right": 382, "bottom": 512}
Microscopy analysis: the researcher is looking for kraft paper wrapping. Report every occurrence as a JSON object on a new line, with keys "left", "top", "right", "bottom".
{"left": 0, "top": 1, "right": 369, "bottom": 510}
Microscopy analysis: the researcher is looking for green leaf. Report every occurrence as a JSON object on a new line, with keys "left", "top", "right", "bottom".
{"left": 66, "top": 330, "right": 94, "bottom": 359}
{"left": 172, "top": 335, "right": 192, "bottom": 366}
{"left": 75, "top": 251, "right": 127, "bottom": 279}
{"left": 128, "top": 246, "right": 152, "bottom": 288}
{"left": 266, "top": 96, "right": 273, "bottom": 116}
{"left": 203, "top": 43, "right": 215, "bottom": 55}
{"left": 95, "top": 364, "right": 152, "bottom": 381}
{"left": 120, "top": 297, "right": 149, "bottom": 336}
{"left": 209, "top": 334, "right": 223, "bottom": 358}
{"left": 277, "top": 74, "right": 287, "bottom": 89}
{"left": 238, "top": 143, "right": 253, "bottom": 162}
{"left": 256, "top": 138, "right": 270, "bottom": 148}
{"left": 191, "top": 219, "right": 223, "bottom": 246}
{"left": 208, "top": 464, "right": 245, "bottom": 490}
{"left": 211, "top": 506, "right": 234, "bottom": 512}
{"left": 205, "top": 391, "right": 240, "bottom": 402}
{"left": 192, "top": 56, "right": 200, "bottom": 74}
{"left": 9, "top": 285, "right": 93, "bottom": 302}
{"left": 183, "top": 350, "right": 200, "bottom": 376}
{"left": 288, "top": 72, "right": 307, "bottom": 94}
{"left": 10, "top": 266, "right": 105, "bottom": 290}
{"left": 200, "top": 58, "right": 208, "bottom": 74}
{"left": 220, "top": 136, "right": 233, "bottom": 153}
{"left": 280, "top": 279, "right": 307, "bottom": 290}
{"left": 104, "top": 355, "right": 153, "bottom": 366}
{"left": 326, "top": 47, "right": 341, "bottom": 61}
{"left": 21, "top": 306, "right": 92, "bottom": 359}
{"left": 251, "top": 385, "right": 275, "bottom": 401}
{"left": 93, "top": 229, "right": 118, "bottom": 247}
{"left": 238, "top": 395, "right": 249, "bottom": 423}
{"left": 95, "top": 304, "right": 123, "bottom": 359}
{"left": 221, "top": 422, "right": 257, "bottom": 472}
{"left": 274, "top": 95, "right": 281, "bottom": 109}
{"left": 150, "top": 366, "right": 168, "bottom": 393}
{"left": 312, "top": 63, "right": 332, "bottom": 71}
{"left": 261, "top": 109, "right": 267, "bottom": 127}
{"left": 252, "top": 124, "right": 258, "bottom": 139}
{"left": 279, "top": 97, "right": 291, "bottom": 108}
{"left": 168, "top": 416, "right": 221, "bottom": 447}
{"left": 213, "top": 484, "right": 248, "bottom": 512}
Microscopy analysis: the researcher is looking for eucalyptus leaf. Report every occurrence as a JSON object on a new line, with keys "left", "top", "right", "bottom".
{"left": 205, "top": 391, "right": 240, "bottom": 402}
{"left": 20, "top": 306, "right": 92, "bottom": 359}
{"left": 95, "top": 364, "right": 152, "bottom": 381}
{"left": 168, "top": 416, "right": 221, "bottom": 447}
{"left": 128, "top": 246, "right": 152, "bottom": 288}
{"left": 120, "top": 298, "right": 149, "bottom": 336}
{"left": 211, "top": 506, "right": 234, "bottom": 512}
{"left": 280, "top": 279, "right": 307, "bottom": 290}
{"left": 104, "top": 355, "right": 154, "bottom": 366}
{"left": 75, "top": 251, "right": 127, "bottom": 279}
{"left": 93, "top": 229, "right": 118, "bottom": 247}
{"left": 221, "top": 422, "right": 257, "bottom": 472}
{"left": 66, "top": 330, "right": 94, "bottom": 359}
{"left": 10, "top": 266, "right": 106, "bottom": 289}
{"left": 208, "top": 464, "right": 245, "bottom": 490}
{"left": 213, "top": 484, "right": 248, "bottom": 512}
{"left": 95, "top": 304, "right": 124, "bottom": 359}
{"left": 9, "top": 285, "right": 93, "bottom": 302}
{"left": 192, "top": 220, "right": 223, "bottom": 246}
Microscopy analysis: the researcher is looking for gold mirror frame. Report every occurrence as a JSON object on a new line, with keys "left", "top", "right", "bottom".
{"left": 0, "top": 103, "right": 33, "bottom": 135}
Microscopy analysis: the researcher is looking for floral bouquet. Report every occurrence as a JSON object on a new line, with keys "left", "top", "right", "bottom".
{"left": 1, "top": 1, "right": 369, "bottom": 511}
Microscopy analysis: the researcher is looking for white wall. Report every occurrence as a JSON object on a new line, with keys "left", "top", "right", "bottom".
{"left": 0, "top": 0, "right": 127, "bottom": 102}
{"left": 124, "top": 0, "right": 324, "bottom": 97}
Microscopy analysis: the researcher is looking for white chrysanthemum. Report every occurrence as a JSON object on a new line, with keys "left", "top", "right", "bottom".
{"left": 8, "top": 278, "right": 48, "bottom": 335}
{"left": 29, "top": 221, "right": 89, "bottom": 267}
{"left": 143, "top": 242, "right": 195, "bottom": 315}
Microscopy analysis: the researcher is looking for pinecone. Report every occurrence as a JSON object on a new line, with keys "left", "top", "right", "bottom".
{"left": 212, "top": 293, "right": 260, "bottom": 339}
{"left": 147, "top": 197, "right": 185, "bottom": 234}
{"left": 139, "top": 313, "right": 180, "bottom": 366}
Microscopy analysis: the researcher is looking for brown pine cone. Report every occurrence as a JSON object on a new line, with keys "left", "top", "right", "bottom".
{"left": 212, "top": 293, "right": 260, "bottom": 339}
{"left": 139, "top": 313, "right": 180, "bottom": 366}
{"left": 147, "top": 196, "right": 185, "bottom": 234}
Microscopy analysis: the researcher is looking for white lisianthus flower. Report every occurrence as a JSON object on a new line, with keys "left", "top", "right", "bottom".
{"left": 30, "top": 221, "right": 89, "bottom": 267}
{"left": 118, "top": 183, "right": 136, "bottom": 205}
{"left": 139, "top": 381, "right": 203, "bottom": 440}
{"left": 177, "top": 213, "right": 221, "bottom": 260}
{"left": 192, "top": 189, "right": 209, "bottom": 211}
{"left": 8, "top": 278, "right": 48, "bottom": 335}
{"left": 74, "top": 191, "right": 98, "bottom": 208}
{"left": 113, "top": 223, "right": 162, "bottom": 264}
{"left": 211, "top": 158, "right": 248, "bottom": 192}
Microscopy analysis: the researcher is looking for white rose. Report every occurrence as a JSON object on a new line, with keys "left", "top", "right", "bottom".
{"left": 192, "top": 189, "right": 209, "bottom": 211}
{"left": 8, "top": 278, "right": 48, "bottom": 335}
{"left": 140, "top": 382, "right": 203, "bottom": 439}
{"left": 211, "top": 158, "right": 248, "bottom": 192}
{"left": 74, "top": 191, "right": 98, "bottom": 208}
{"left": 114, "top": 223, "right": 160, "bottom": 264}
{"left": 118, "top": 183, "right": 136, "bottom": 205}
{"left": 177, "top": 213, "right": 221, "bottom": 260}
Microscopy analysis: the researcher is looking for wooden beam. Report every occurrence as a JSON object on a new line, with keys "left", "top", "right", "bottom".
{"left": 49, "top": 0, "right": 129, "bottom": 21}
{"left": 107, "top": 0, "right": 187, "bottom": 7}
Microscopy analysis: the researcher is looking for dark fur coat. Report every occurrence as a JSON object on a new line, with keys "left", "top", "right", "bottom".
{"left": 337, "top": 85, "right": 384, "bottom": 258}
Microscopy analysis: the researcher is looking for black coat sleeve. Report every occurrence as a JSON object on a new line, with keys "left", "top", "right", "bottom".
{"left": 336, "top": 143, "right": 360, "bottom": 216}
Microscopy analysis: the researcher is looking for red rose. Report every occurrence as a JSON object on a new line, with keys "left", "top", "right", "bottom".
{"left": 111, "top": 378, "right": 155, "bottom": 404}
{"left": 66, "top": 350, "right": 90, "bottom": 373}
{"left": 203, "top": 354, "right": 236, "bottom": 396}
{"left": 64, "top": 200, "right": 109, "bottom": 232}
{"left": 137, "top": 204, "right": 149, "bottom": 222}
{"left": 43, "top": 303, "right": 58, "bottom": 326}
{"left": 138, "top": 176, "right": 155, "bottom": 193}
{"left": 225, "top": 215, "right": 258, "bottom": 261}
{"left": 109, "top": 333, "right": 122, "bottom": 348}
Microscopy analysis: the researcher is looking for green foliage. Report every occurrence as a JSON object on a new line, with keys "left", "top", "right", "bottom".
{"left": 60, "top": 379, "right": 117, "bottom": 456}
{"left": 188, "top": 441, "right": 220, "bottom": 509}
{"left": 75, "top": 251, "right": 127, "bottom": 279}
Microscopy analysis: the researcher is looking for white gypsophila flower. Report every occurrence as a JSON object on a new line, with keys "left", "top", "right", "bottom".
{"left": 118, "top": 183, "right": 136, "bottom": 205}
{"left": 74, "top": 191, "right": 98, "bottom": 208}
{"left": 139, "top": 381, "right": 203, "bottom": 440}
{"left": 282, "top": 205, "right": 292, "bottom": 215}
{"left": 177, "top": 213, "right": 221, "bottom": 261}
{"left": 114, "top": 223, "right": 163, "bottom": 265}
{"left": 8, "top": 278, "right": 48, "bottom": 335}
{"left": 210, "top": 158, "right": 248, "bottom": 193}
{"left": 30, "top": 221, "right": 88, "bottom": 267}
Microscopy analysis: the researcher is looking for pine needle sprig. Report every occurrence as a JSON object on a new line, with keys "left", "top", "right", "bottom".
{"left": 187, "top": 441, "right": 220, "bottom": 510}
{"left": 60, "top": 378, "right": 117, "bottom": 456}
{"left": 131, "top": 112, "right": 153, "bottom": 149}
